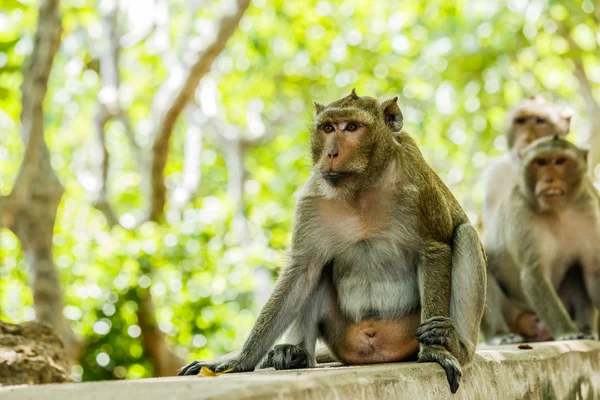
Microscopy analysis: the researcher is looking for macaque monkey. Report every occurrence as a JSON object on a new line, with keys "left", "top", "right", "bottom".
{"left": 482, "top": 96, "right": 573, "bottom": 227}
{"left": 480, "top": 97, "right": 577, "bottom": 342}
{"left": 481, "top": 136, "right": 599, "bottom": 344}
{"left": 179, "top": 90, "right": 487, "bottom": 393}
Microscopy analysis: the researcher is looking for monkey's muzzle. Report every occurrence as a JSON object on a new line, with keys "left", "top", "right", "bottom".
{"left": 321, "top": 171, "right": 351, "bottom": 185}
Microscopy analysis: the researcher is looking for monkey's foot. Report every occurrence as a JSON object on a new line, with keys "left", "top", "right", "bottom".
{"left": 415, "top": 316, "right": 460, "bottom": 351}
{"left": 556, "top": 332, "right": 596, "bottom": 341}
{"left": 261, "top": 344, "right": 310, "bottom": 370}
{"left": 418, "top": 344, "right": 462, "bottom": 394}
{"left": 178, "top": 358, "right": 247, "bottom": 376}
{"left": 488, "top": 333, "right": 525, "bottom": 345}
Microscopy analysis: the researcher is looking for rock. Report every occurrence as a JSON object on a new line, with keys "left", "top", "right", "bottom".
{"left": 0, "top": 321, "right": 72, "bottom": 386}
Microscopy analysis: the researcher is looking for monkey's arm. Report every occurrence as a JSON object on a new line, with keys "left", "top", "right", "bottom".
{"left": 179, "top": 202, "right": 327, "bottom": 375}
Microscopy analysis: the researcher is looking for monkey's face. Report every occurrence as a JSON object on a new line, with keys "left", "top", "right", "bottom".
{"left": 520, "top": 137, "right": 587, "bottom": 211}
{"left": 311, "top": 89, "right": 403, "bottom": 192}
{"left": 511, "top": 112, "right": 556, "bottom": 152}
{"left": 507, "top": 97, "right": 572, "bottom": 153}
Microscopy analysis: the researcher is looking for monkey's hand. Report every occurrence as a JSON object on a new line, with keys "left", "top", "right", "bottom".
{"left": 418, "top": 344, "right": 462, "bottom": 394}
{"left": 177, "top": 357, "right": 250, "bottom": 376}
{"left": 260, "top": 344, "right": 310, "bottom": 370}
{"left": 555, "top": 332, "right": 596, "bottom": 341}
{"left": 415, "top": 316, "right": 461, "bottom": 354}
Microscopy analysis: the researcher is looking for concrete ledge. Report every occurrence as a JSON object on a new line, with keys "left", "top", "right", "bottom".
{"left": 2, "top": 341, "right": 599, "bottom": 400}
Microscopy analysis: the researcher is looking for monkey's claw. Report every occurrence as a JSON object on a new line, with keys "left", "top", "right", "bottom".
{"left": 178, "top": 359, "right": 243, "bottom": 376}
{"left": 415, "top": 316, "right": 457, "bottom": 348}
{"left": 418, "top": 344, "right": 462, "bottom": 394}
{"left": 261, "top": 344, "right": 310, "bottom": 370}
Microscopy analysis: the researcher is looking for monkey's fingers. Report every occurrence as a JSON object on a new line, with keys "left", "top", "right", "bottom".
{"left": 415, "top": 316, "right": 455, "bottom": 347}
{"left": 178, "top": 360, "right": 204, "bottom": 376}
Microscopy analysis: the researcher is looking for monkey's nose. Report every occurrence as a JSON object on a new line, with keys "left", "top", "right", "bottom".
{"left": 327, "top": 152, "right": 339, "bottom": 158}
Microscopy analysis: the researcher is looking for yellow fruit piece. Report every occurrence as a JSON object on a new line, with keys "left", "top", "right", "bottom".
{"left": 198, "top": 366, "right": 233, "bottom": 377}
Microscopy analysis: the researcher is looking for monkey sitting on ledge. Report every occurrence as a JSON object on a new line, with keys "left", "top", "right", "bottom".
{"left": 481, "top": 136, "right": 599, "bottom": 344}
{"left": 178, "top": 90, "right": 487, "bottom": 393}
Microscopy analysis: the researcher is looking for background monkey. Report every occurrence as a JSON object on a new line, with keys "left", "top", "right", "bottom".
{"left": 179, "top": 90, "right": 487, "bottom": 393}
{"left": 481, "top": 96, "right": 573, "bottom": 228}
{"left": 480, "top": 96, "right": 579, "bottom": 342}
{"left": 481, "top": 136, "right": 599, "bottom": 343}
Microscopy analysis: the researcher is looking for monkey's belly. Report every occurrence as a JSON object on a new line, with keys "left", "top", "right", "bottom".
{"left": 335, "top": 312, "right": 421, "bottom": 364}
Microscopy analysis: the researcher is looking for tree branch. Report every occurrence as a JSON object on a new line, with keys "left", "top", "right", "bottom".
{"left": 565, "top": 32, "right": 600, "bottom": 172}
{"left": 147, "top": 0, "right": 251, "bottom": 222}
{"left": 90, "top": 1, "right": 140, "bottom": 228}
{"left": 1, "top": 0, "right": 63, "bottom": 227}
{"left": 168, "top": 108, "right": 204, "bottom": 220}
{"left": 153, "top": 0, "right": 181, "bottom": 70}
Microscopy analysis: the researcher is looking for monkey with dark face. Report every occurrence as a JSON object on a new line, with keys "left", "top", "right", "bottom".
{"left": 482, "top": 136, "right": 599, "bottom": 344}
{"left": 178, "top": 90, "right": 487, "bottom": 393}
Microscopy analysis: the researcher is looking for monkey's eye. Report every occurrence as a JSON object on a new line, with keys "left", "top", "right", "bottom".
{"left": 534, "top": 158, "right": 548, "bottom": 167}
{"left": 555, "top": 157, "right": 567, "bottom": 166}
{"left": 346, "top": 122, "right": 358, "bottom": 132}
{"left": 535, "top": 117, "right": 547, "bottom": 124}
{"left": 323, "top": 124, "right": 335, "bottom": 133}
{"left": 514, "top": 117, "right": 526, "bottom": 125}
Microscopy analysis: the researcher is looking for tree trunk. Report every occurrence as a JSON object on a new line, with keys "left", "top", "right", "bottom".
{"left": 7, "top": 0, "right": 82, "bottom": 361}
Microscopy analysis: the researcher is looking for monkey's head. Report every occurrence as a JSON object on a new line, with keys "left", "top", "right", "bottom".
{"left": 506, "top": 96, "right": 573, "bottom": 153}
{"left": 519, "top": 136, "right": 588, "bottom": 211}
{"left": 311, "top": 89, "right": 403, "bottom": 195}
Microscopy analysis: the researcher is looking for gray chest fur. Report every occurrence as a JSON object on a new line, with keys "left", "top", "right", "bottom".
{"left": 332, "top": 238, "right": 420, "bottom": 322}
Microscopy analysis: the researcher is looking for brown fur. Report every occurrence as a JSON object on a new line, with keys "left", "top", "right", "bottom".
{"left": 481, "top": 137, "right": 599, "bottom": 343}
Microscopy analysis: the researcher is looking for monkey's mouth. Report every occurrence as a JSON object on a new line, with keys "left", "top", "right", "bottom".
{"left": 321, "top": 171, "right": 353, "bottom": 185}
{"left": 540, "top": 188, "right": 564, "bottom": 198}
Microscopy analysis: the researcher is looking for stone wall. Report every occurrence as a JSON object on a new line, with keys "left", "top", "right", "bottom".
{"left": 1, "top": 341, "right": 599, "bottom": 400}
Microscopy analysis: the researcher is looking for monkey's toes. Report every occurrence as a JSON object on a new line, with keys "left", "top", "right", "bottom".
{"left": 267, "top": 344, "right": 310, "bottom": 370}
{"left": 556, "top": 332, "right": 596, "bottom": 341}
{"left": 418, "top": 345, "right": 462, "bottom": 394}
{"left": 415, "top": 316, "right": 456, "bottom": 347}
{"left": 178, "top": 360, "right": 210, "bottom": 376}
{"left": 488, "top": 333, "right": 525, "bottom": 346}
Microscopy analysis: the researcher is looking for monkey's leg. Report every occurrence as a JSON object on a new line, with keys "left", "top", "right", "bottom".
{"left": 481, "top": 270, "right": 526, "bottom": 345}
{"left": 178, "top": 258, "right": 326, "bottom": 376}
{"left": 559, "top": 264, "right": 597, "bottom": 336}
{"left": 414, "top": 238, "right": 463, "bottom": 394}
{"left": 260, "top": 276, "right": 332, "bottom": 370}
{"left": 520, "top": 265, "right": 581, "bottom": 339}
{"left": 582, "top": 260, "right": 600, "bottom": 338}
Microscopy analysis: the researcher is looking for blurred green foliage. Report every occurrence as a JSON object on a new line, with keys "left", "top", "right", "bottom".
{"left": 1, "top": 0, "right": 599, "bottom": 382}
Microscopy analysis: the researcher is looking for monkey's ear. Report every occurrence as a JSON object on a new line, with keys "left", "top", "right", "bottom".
{"left": 381, "top": 96, "right": 403, "bottom": 132}
{"left": 313, "top": 101, "right": 325, "bottom": 115}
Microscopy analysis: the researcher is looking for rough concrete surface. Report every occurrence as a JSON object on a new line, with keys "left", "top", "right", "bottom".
{"left": 1, "top": 341, "right": 599, "bottom": 400}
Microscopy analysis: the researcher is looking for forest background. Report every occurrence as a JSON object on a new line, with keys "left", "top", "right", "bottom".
{"left": 1, "top": 0, "right": 600, "bottom": 382}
